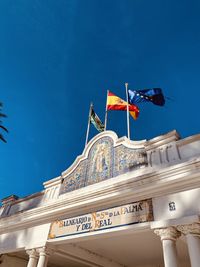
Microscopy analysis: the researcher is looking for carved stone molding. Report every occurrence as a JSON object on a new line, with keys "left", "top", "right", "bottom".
{"left": 154, "top": 226, "right": 181, "bottom": 241}
{"left": 36, "top": 246, "right": 54, "bottom": 257}
{"left": 26, "top": 249, "right": 38, "bottom": 259}
{"left": 177, "top": 223, "right": 200, "bottom": 236}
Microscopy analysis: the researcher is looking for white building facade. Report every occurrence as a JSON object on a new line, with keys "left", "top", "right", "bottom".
{"left": 0, "top": 130, "right": 200, "bottom": 267}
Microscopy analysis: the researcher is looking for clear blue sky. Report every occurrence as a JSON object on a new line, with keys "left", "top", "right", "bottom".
{"left": 0, "top": 0, "right": 200, "bottom": 199}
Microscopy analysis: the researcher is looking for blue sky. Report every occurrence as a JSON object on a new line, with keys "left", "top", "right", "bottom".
{"left": 0, "top": 0, "right": 200, "bottom": 199}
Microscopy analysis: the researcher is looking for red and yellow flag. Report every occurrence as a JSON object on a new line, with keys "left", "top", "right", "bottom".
{"left": 106, "top": 91, "right": 139, "bottom": 120}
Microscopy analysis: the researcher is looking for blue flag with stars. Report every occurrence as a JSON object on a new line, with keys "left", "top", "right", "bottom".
{"left": 128, "top": 88, "right": 165, "bottom": 106}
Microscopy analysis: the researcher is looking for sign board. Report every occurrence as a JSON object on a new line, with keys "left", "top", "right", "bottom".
{"left": 48, "top": 199, "right": 153, "bottom": 239}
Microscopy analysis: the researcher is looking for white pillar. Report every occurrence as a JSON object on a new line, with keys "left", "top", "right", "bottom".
{"left": 177, "top": 223, "right": 200, "bottom": 267}
{"left": 154, "top": 227, "right": 181, "bottom": 267}
{"left": 36, "top": 247, "right": 53, "bottom": 267}
{"left": 26, "top": 249, "right": 38, "bottom": 267}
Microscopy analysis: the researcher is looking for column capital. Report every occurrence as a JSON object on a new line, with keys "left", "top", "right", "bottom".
{"left": 26, "top": 249, "right": 38, "bottom": 259}
{"left": 36, "top": 246, "right": 54, "bottom": 257}
{"left": 154, "top": 226, "right": 181, "bottom": 241}
{"left": 177, "top": 223, "right": 200, "bottom": 236}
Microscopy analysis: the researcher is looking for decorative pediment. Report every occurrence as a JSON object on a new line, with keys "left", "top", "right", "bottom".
{"left": 60, "top": 131, "right": 147, "bottom": 195}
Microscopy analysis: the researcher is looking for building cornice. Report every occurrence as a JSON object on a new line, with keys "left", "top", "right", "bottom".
{"left": 0, "top": 157, "right": 200, "bottom": 234}
{"left": 177, "top": 133, "right": 200, "bottom": 147}
{"left": 145, "top": 130, "right": 180, "bottom": 151}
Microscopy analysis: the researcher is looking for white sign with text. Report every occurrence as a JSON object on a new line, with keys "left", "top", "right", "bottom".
{"left": 48, "top": 199, "right": 153, "bottom": 239}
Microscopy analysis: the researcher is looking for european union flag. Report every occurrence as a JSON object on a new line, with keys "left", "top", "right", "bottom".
{"left": 128, "top": 88, "right": 165, "bottom": 106}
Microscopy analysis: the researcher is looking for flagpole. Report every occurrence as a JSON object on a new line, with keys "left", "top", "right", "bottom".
{"left": 85, "top": 102, "right": 92, "bottom": 147}
{"left": 104, "top": 90, "right": 109, "bottom": 131}
{"left": 125, "top": 83, "right": 130, "bottom": 139}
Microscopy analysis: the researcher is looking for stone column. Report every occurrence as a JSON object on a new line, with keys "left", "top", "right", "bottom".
{"left": 154, "top": 226, "right": 181, "bottom": 267}
{"left": 177, "top": 223, "right": 200, "bottom": 267}
{"left": 26, "top": 249, "right": 38, "bottom": 267}
{"left": 36, "top": 247, "right": 53, "bottom": 267}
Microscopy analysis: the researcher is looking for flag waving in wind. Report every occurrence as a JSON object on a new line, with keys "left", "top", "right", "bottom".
{"left": 90, "top": 106, "right": 105, "bottom": 132}
{"left": 106, "top": 91, "right": 139, "bottom": 120}
{"left": 85, "top": 103, "right": 105, "bottom": 146}
{"left": 128, "top": 88, "right": 165, "bottom": 106}
{"left": 0, "top": 102, "right": 8, "bottom": 143}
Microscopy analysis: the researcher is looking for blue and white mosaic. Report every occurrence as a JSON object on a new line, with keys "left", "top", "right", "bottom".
{"left": 60, "top": 136, "right": 147, "bottom": 194}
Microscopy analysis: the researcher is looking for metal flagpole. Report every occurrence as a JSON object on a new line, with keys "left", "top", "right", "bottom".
{"left": 104, "top": 90, "right": 109, "bottom": 131}
{"left": 125, "top": 83, "right": 130, "bottom": 139}
{"left": 85, "top": 102, "right": 92, "bottom": 147}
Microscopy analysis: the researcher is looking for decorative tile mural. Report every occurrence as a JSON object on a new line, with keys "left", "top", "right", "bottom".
{"left": 60, "top": 160, "right": 87, "bottom": 194}
{"left": 86, "top": 137, "right": 114, "bottom": 186}
{"left": 114, "top": 145, "right": 147, "bottom": 176}
{"left": 60, "top": 136, "right": 147, "bottom": 194}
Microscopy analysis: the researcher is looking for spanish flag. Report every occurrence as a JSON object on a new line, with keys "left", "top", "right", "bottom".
{"left": 106, "top": 91, "right": 139, "bottom": 120}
